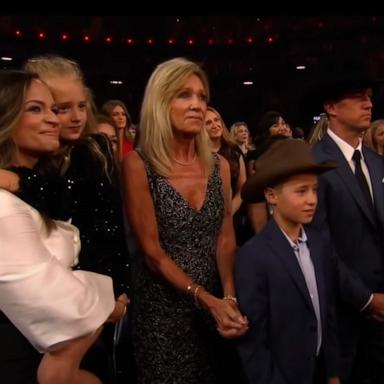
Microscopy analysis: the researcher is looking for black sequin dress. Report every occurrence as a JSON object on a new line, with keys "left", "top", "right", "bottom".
{"left": 133, "top": 154, "right": 225, "bottom": 384}
{"left": 12, "top": 134, "right": 131, "bottom": 295}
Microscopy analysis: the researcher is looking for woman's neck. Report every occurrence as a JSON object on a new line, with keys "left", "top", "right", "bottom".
{"left": 210, "top": 138, "right": 221, "bottom": 152}
{"left": 239, "top": 143, "right": 247, "bottom": 153}
{"left": 12, "top": 151, "right": 38, "bottom": 169}
{"left": 172, "top": 139, "right": 196, "bottom": 162}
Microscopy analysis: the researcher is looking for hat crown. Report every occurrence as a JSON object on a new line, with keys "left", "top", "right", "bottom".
{"left": 242, "top": 139, "right": 337, "bottom": 203}
{"left": 254, "top": 139, "right": 317, "bottom": 177}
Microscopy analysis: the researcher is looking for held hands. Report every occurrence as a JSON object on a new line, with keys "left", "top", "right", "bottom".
{"left": 198, "top": 290, "right": 248, "bottom": 339}
{"left": 215, "top": 297, "right": 249, "bottom": 339}
{"left": 107, "top": 293, "right": 129, "bottom": 323}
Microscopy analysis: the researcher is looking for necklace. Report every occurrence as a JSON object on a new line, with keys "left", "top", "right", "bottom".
{"left": 173, "top": 154, "right": 197, "bottom": 166}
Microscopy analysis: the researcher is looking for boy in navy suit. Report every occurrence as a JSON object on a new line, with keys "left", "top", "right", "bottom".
{"left": 235, "top": 139, "right": 340, "bottom": 384}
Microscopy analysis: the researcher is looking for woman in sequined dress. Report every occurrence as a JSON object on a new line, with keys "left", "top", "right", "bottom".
{"left": 123, "top": 58, "right": 248, "bottom": 384}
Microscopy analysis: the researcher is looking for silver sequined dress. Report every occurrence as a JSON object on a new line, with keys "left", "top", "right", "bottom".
{"left": 133, "top": 154, "right": 224, "bottom": 384}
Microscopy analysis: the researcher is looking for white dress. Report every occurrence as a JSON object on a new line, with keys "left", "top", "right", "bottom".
{"left": 0, "top": 189, "right": 115, "bottom": 352}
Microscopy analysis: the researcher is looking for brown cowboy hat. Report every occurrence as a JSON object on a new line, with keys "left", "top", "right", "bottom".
{"left": 241, "top": 139, "right": 337, "bottom": 203}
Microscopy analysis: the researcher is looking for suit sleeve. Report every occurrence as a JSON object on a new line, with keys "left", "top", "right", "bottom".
{"left": 323, "top": 243, "right": 340, "bottom": 378}
{"left": 235, "top": 246, "right": 287, "bottom": 384}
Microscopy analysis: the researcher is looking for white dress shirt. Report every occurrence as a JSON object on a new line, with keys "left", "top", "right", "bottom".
{"left": 327, "top": 128, "right": 373, "bottom": 199}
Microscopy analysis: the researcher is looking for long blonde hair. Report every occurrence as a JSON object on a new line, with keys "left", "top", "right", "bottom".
{"left": 139, "top": 57, "right": 213, "bottom": 177}
{"left": 365, "top": 119, "right": 384, "bottom": 154}
{"left": 308, "top": 114, "right": 329, "bottom": 145}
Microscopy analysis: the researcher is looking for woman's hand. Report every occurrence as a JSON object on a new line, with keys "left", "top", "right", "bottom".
{"left": 107, "top": 293, "right": 129, "bottom": 323}
{"left": 199, "top": 292, "right": 249, "bottom": 338}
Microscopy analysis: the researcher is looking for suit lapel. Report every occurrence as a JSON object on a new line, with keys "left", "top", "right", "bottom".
{"left": 266, "top": 220, "right": 313, "bottom": 310}
{"left": 322, "top": 135, "right": 376, "bottom": 226}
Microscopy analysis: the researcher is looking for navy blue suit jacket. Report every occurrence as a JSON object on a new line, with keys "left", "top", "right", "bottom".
{"left": 235, "top": 219, "right": 338, "bottom": 384}
{"left": 312, "top": 134, "right": 384, "bottom": 309}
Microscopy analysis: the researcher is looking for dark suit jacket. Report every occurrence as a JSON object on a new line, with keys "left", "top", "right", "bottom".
{"left": 235, "top": 219, "right": 339, "bottom": 384}
{"left": 312, "top": 134, "right": 384, "bottom": 309}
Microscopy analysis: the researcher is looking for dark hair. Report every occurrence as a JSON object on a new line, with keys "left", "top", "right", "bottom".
{"left": 0, "top": 70, "right": 39, "bottom": 168}
{"left": 257, "top": 111, "right": 284, "bottom": 137}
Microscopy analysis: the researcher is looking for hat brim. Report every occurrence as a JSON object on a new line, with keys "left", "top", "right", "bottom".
{"left": 242, "top": 162, "right": 337, "bottom": 204}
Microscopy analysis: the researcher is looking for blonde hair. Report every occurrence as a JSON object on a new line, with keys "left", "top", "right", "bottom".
{"left": 23, "top": 55, "right": 95, "bottom": 135}
{"left": 139, "top": 57, "right": 213, "bottom": 177}
{"left": 24, "top": 55, "right": 111, "bottom": 178}
{"left": 308, "top": 114, "right": 329, "bottom": 145}
{"left": 207, "top": 106, "right": 236, "bottom": 147}
{"left": 230, "top": 121, "right": 248, "bottom": 137}
{"left": 365, "top": 119, "right": 384, "bottom": 153}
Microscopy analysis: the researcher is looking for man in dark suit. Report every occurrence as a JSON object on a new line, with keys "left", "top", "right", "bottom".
{"left": 236, "top": 139, "right": 340, "bottom": 384}
{"left": 311, "top": 62, "right": 384, "bottom": 383}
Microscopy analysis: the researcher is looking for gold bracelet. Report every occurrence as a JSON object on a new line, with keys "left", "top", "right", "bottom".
{"left": 223, "top": 295, "right": 238, "bottom": 304}
{"left": 194, "top": 285, "right": 203, "bottom": 308}
{"left": 118, "top": 301, "right": 127, "bottom": 317}
{"left": 186, "top": 284, "right": 194, "bottom": 295}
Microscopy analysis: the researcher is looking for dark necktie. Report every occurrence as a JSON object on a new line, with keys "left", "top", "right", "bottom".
{"left": 352, "top": 149, "right": 373, "bottom": 209}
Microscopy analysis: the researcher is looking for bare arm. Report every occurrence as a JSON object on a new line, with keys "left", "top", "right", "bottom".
{"left": 217, "top": 155, "right": 237, "bottom": 296}
{"left": 231, "top": 155, "right": 246, "bottom": 215}
{"left": 209, "top": 155, "right": 248, "bottom": 337}
{"left": 0, "top": 169, "right": 20, "bottom": 192}
{"left": 122, "top": 151, "right": 198, "bottom": 292}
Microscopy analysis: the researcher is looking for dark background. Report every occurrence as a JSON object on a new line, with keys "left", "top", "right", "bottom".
{"left": 1, "top": 15, "right": 383, "bottom": 137}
